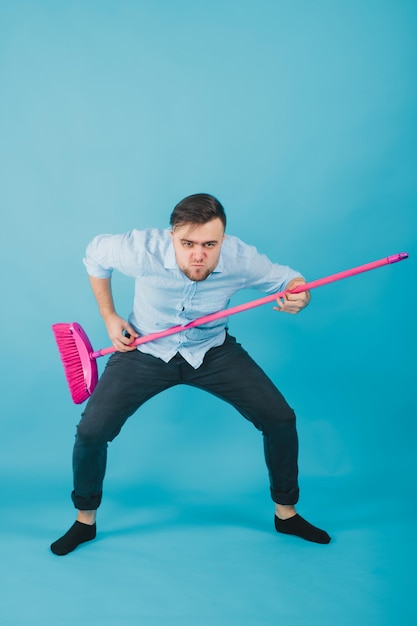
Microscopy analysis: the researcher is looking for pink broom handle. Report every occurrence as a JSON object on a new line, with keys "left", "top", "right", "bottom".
{"left": 92, "top": 252, "right": 408, "bottom": 358}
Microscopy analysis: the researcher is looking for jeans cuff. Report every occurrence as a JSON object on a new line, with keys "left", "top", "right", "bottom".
{"left": 270, "top": 486, "right": 299, "bottom": 506}
{"left": 71, "top": 490, "right": 102, "bottom": 511}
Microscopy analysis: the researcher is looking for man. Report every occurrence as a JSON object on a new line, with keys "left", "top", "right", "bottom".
{"left": 51, "top": 193, "right": 330, "bottom": 556}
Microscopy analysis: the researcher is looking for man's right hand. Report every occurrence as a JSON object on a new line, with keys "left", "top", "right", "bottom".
{"left": 104, "top": 313, "right": 139, "bottom": 352}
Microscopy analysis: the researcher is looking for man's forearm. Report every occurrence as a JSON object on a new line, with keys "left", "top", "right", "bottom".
{"left": 89, "top": 276, "right": 117, "bottom": 321}
{"left": 89, "top": 275, "right": 138, "bottom": 350}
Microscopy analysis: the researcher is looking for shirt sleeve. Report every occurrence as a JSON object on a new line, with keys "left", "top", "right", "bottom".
{"left": 83, "top": 231, "right": 141, "bottom": 278}
{"left": 240, "top": 242, "right": 304, "bottom": 294}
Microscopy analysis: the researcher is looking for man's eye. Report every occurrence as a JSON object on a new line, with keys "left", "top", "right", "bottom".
{"left": 182, "top": 241, "right": 193, "bottom": 247}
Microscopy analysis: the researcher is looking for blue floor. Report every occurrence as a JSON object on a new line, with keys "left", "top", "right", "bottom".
{"left": 2, "top": 380, "right": 416, "bottom": 626}
{"left": 2, "top": 472, "right": 415, "bottom": 625}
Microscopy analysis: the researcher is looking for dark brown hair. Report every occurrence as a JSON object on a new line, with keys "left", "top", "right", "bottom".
{"left": 170, "top": 193, "right": 226, "bottom": 231}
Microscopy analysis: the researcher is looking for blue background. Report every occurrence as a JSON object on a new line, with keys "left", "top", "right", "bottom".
{"left": 0, "top": 1, "right": 416, "bottom": 624}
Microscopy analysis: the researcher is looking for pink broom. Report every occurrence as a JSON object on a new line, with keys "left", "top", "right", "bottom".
{"left": 52, "top": 253, "right": 408, "bottom": 404}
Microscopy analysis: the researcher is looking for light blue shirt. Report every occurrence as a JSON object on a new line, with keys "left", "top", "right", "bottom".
{"left": 84, "top": 228, "right": 302, "bottom": 368}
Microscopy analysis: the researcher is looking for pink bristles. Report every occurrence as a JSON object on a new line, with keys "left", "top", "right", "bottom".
{"left": 52, "top": 323, "right": 98, "bottom": 404}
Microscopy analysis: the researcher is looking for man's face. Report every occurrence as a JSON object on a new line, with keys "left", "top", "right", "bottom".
{"left": 171, "top": 218, "right": 225, "bottom": 282}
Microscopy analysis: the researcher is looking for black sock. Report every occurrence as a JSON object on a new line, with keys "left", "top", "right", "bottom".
{"left": 274, "top": 514, "right": 331, "bottom": 544}
{"left": 50, "top": 521, "right": 96, "bottom": 556}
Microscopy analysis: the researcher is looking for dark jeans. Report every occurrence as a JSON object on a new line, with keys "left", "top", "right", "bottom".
{"left": 72, "top": 333, "right": 299, "bottom": 510}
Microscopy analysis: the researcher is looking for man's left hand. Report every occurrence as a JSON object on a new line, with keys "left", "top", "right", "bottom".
{"left": 274, "top": 278, "right": 310, "bottom": 314}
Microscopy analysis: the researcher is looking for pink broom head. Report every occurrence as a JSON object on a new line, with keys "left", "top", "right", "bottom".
{"left": 52, "top": 322, "right": 98, "bottom": 404}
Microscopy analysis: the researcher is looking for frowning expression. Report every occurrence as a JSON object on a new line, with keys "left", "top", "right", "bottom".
{"left": 171, "top": 218, "right": 225, "bottom": 282}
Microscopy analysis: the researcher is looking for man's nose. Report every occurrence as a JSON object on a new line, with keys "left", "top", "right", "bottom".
{"left": 192, "top": 246, "right": 205, "bottom": 260}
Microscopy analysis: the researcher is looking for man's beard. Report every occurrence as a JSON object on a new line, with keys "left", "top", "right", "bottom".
{"left": 181, "top": 266, "right": 213, "bottom": 282}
